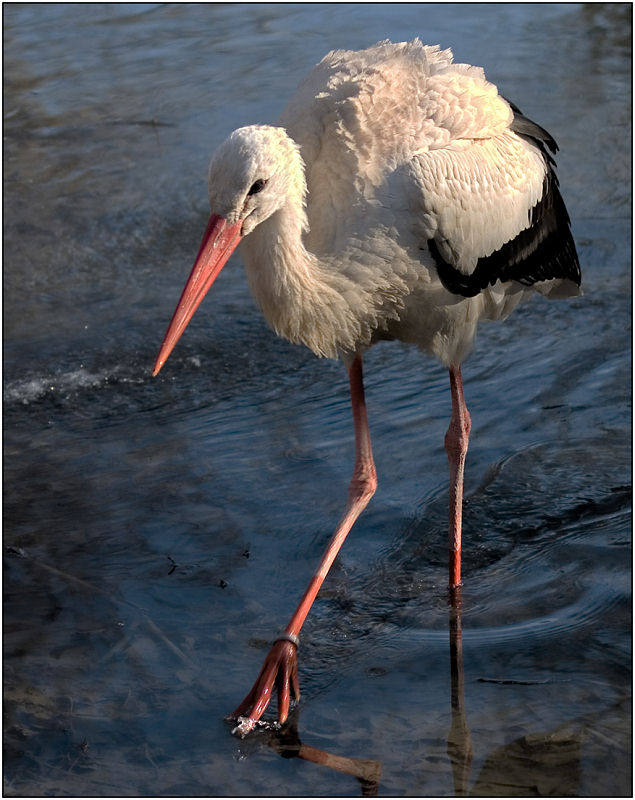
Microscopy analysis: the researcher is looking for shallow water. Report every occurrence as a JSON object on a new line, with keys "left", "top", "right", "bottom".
{"left": 3, "top": 3, "right": 631, "bottom": 797}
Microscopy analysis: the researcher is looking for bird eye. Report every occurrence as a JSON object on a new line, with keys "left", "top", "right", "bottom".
{"left": 247, "top": 179, "right": 267, "bottom": 196}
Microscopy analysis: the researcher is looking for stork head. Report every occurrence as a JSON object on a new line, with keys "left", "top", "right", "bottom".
{"left": 208, "top": 125, "right": 305, "bottom": 236}
{"left": 153, "top": 125, "right": 305, "bottom": 376}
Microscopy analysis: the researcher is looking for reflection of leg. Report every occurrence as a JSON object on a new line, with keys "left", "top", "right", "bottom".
{"left": 447, "top": 586, "right": 473, "bottom": 795}
{"left": 230, "top": 354, "right": 377, "bottom": 734}
{"left": 297, "top": 744, "right": 382, "bottom": 795}
{"left": 269, "top": 710, "right": 382, "bottom": 795}
{"left": 445, "top": 366, "right": 471, "bottom": 588}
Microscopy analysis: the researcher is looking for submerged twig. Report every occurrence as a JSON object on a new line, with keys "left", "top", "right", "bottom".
{"left": 12, "top": 549, "right": 194, "bottom": 669}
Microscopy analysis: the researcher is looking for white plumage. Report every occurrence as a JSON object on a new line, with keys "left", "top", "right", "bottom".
{"left": 197, "top": 39, "right": 580, "bottom": 368}
{"left": 153, "top": 39, "right": 580, "bottom": 734}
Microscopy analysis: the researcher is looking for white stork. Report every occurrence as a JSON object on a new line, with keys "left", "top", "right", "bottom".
{"left": 152, "top": 40, "right": 581, "bottom": 735}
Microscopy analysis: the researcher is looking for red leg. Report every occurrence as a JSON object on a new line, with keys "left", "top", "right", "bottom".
{"left": 230, "top": 354, "right": 377, "bottom": 735}
{"left": 445, "top": 366, "right": 471, "bottom": 589}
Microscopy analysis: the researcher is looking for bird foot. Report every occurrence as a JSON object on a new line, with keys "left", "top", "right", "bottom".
{"left": 227, "top": 639, "right": 300, "bottom": 736}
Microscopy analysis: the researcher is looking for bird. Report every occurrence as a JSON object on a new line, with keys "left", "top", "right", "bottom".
{"left": 152, "top": 39, "right": 581, "bottom": 736}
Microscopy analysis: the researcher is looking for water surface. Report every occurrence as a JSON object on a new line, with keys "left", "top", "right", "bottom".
{"left": 4, "top": 3, "right": 631, "bottom": 796}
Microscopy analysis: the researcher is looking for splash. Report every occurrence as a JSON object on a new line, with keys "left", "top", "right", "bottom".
{"left": 231, "top": 715, "right": 281, "bottom": 738}
{"left": 3, "top": 367, "right": 114, "bottom": 405}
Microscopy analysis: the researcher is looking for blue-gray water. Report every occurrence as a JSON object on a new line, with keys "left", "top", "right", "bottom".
{"left": 4, "top": 3, "right": 631, "bottom": 796}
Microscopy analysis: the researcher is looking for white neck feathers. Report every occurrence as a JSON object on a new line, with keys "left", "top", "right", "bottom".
{"left": 239, "top": 199, "right": 365, "bottom": 359}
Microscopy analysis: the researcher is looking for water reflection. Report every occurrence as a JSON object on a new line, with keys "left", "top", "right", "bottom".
{"left": 262, "top": 713, "right": 382, "bottom": 796}
{"left": 447, "top": 587, "right": 473, "bottom": 796}
{"left": 446, "top": 587, "right": 584, "bottom": 797}
{"left": 259, "top": 584, "right": 586, "bottom": 797}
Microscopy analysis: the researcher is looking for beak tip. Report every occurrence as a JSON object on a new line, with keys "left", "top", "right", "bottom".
{"left": 152, "top": 214, "right": 242, "bottom": 382}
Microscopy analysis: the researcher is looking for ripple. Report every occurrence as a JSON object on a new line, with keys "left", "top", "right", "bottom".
{"left": 463, "top": 580, "right": 625, "bottom": 646}
{"left": 296, "top": 435, "right": 631, "bottom": 679}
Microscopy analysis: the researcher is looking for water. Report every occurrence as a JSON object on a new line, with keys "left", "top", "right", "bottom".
{"left": 4, "top": 3, "right": 631, "bottom": 796}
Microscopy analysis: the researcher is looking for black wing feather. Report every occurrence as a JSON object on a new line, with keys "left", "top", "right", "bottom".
{"left": 431, "top": 102, "right": 581, "bottom": 298}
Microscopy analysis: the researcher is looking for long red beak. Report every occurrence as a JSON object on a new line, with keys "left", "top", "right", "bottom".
{"left": 153, "top": 214, "right": 243, "bottom": 376}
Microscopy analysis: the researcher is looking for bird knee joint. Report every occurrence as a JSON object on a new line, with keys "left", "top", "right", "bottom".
{"left": 350, "top": 468, "right": 377, "bottom": 499}
{"left": 444, "top": 426, "right": 469, "bottom": 457}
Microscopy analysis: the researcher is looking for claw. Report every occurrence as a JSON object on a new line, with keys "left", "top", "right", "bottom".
{"left": 228, "top": 639, "right": 300, "bottom": 735}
